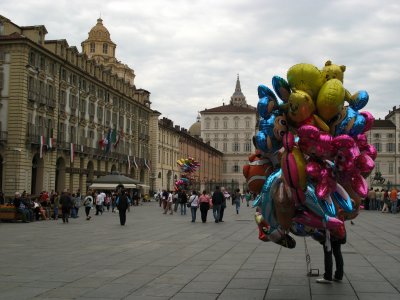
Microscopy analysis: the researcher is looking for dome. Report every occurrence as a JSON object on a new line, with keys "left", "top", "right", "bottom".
{"left": 88, "top": 18, "right": 113, "bottom": 42}
{"left": 189, "top": 120, "right": 201, "bottom": 137}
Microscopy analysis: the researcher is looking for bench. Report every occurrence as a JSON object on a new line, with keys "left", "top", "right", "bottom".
{"left": 0, "top": 205, "right": 22, "bottom": 222}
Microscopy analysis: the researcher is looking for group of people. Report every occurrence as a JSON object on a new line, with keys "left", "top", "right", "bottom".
{"left": 366, "top": 187, "right": 400, "bottom": 213}
{"left": 157, "top": 187, "right": 254, "bottom": 223}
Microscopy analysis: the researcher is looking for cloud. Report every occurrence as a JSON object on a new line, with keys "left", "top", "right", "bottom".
{"left": 1, "top": 0, "right": 399, "bottom": 127}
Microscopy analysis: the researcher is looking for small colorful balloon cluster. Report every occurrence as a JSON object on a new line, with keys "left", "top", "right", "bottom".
{"left": 175, "top": 157, "right": 200, "bottom": 191}
{"left": 243, "top": 61, "right": 376, "bottom": 249}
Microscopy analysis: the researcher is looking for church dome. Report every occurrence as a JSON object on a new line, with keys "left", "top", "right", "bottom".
{"left": 88, "top": 18, "right": 113, "bottom": 42}
{"left": 189, "top": 120, "right": 201, "bottom": 137}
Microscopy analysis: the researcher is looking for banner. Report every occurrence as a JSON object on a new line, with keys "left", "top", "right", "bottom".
{"left": 70, "top": 143, "right": 75, "bottom": 163}
{"left": 105, "top": 128, "right": 112, "bottom": 153}
{"left": 47, "top": 137, "right": 53, "bottom": 150}
{"left": 127, "top": 155, "right": 131, "bottom": 170}
{"left": 133, "top": 156, "right": 138, "bottom": 168}
{"left": 144, "top": 159, "right": 151, "bottom": 170}
{"left": 39, "top": 135, "right": 45, "bottom": 158}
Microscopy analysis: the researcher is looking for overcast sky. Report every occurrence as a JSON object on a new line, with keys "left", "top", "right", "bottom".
{"left": 2, "top": 0, "right": 399, "bottom": 129}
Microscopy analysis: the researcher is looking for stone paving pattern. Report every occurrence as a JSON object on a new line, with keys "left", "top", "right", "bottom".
{"left": 0, "top": 202, "right": 399, "bottom": 300}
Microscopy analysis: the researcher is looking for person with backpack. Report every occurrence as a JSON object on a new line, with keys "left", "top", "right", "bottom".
{"left": 116, "top": 190, "right": 131, "bottom": 226}
{"left": 83, "top": 192, "right": 94, "bottom": 220}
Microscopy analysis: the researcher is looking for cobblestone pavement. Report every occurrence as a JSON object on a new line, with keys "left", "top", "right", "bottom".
{"left": 0, "top": 202, "right": 399, "bottom": 300}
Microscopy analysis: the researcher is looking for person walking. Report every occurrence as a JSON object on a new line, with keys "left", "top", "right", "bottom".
{"left": 59, "top": 190, "right": 73, "bottom": 224}
{"left": 390, "top": 187, "right": 398, "bottom": 214}
{"left": 189, "top": 191, "right": 199, "bottom": 222}
{"left": 199, "top": 190, "right": 212, "bottom": 223}
{"left": 53, "top": 192, "right": 60, "bottom": 220}
{"left": 163, "top": 191, "right": 173, "bottom": 215}
{"left": 173, "top": 191, "right": 179, "bottom": 212}
{"left": 316, "top": 226, "right": 346, "bottom": 284}
{"left": 95, "top": 192, "right": 105, "bottom": 215}
{"left": 83, "top": 192, "right": 93, "bottom": 220}
{"left": 116, "top": 191, "right": 131, "bottom": 226}
{"left": 375, "top": 188, "right": 382, "bottom": 211}
{"left": 220, "top": 189, "right": 229, "bottom": 222}
{"left": 179, "top": 190, "right": 188, "bottom": 215}
{"left": 233, "top": 189, "right": 242, "bottom": 214}
{"left": 367, "top": 187, "right": 376, "bottom": 211}
{"left": 244, "top": 190, "right": 252, "bottom": 207}
{"left": 212, "top": 186, "right": 223, "bottom": 223}
{"left": 382, "top": 189, "right": 390, "bottom": 213}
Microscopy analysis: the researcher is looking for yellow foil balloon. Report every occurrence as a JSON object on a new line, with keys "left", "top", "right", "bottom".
{"left": 316, "top": 79, "right": 345, "bottom": 122}
{"left": 287, "top": 90, "right": 315, "bottom": 126}
{"left": 287, "top": 63, "right": 326, "bottom": 100}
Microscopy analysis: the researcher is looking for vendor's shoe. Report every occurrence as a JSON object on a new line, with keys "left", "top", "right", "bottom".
{"left": 316, "top": 278, "right": 332, "bottom": 284}
{"left": 333, "top": 277, "right": 342, "bottom": 282}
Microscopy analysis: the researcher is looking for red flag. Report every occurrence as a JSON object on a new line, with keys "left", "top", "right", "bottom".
{"left": 70, "top": 143, "right": 75, "bottom": 163}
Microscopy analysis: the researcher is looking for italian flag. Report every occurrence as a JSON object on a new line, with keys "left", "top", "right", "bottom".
{"left": 39, "top": 136, "right": 45, "bottom": 158}
{"left": 47, "top": 137, "right": 54, "bottom": 150}
{"left": 70, "top": 143, "right": 75, "bottom": 163}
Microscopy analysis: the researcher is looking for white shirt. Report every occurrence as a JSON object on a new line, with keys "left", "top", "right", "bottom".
{"left": 167, "top": 193, "right": 173, "bottom": 203}
{"left": 189, "top": 195, "right": 199, "bottom": 207}
{"left": 96, "top": 193, "right": 105, "bottom": 205}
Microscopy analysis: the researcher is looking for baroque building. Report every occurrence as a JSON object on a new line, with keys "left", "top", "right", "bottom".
{"left": 0, "top": 15, "right": 154, "bottom": 197}
{"left": 367, "top": 106, "right": 400, "bottom": 187}
{"left": 198, "top": 75, "right": 257, "bottom": 191}
{"left": 155, "top": 117, "right": 223, "bottom": 192}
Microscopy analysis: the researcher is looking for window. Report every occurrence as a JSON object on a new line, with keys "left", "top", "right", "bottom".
{"left": 90, "top": 42, "right": 95, "bottom": 53}
{"left": 206, "top": 122, "right": 210, "bottom": 129}
{"left": 373, "top": 133, "right": 380, "bottom": 138}
{"left": 97, "top": 107, "right": 103, "bottom": 121}
{"left": 29, "top": 51, "right": 36, "bottom": 66}
{"left": 234, "top": 133, "right": 239, "bottom": 139}
{"left": 103, "top": 43, "right": 108, "bottom": 54}
{"left": 245, "top": 120, "right": 250, "bottom": 128}
{"left": 223, "top": 133, "right": 228, "bottom": 138}
{"left": 79, "top": 100, "right": 86, "bottom": 114}
{"left": 89, "top": 102, "right": 95, "bottom": 117}
{"left": 69, "top": 125, "right": 76, "bottom": 143}
{"left": 386, "top": 143, "right": 395, "bottom": 152}
{"left": 387, "top": 133, "right": 394, "bottom": 139}
{"left": 223, "top": 162, "right": 227, "bottom": 173}
{"left": 232, "top": 143, "right": 240, "bottom": 152}
{"left": 244, "top": 142, "right": 251, "bottom": 152}
{"left": 234, "top": 120, "right": 239, "bottom": 128}
{"left": 233, "top": 164, "right": 240, "bottom": 173}
{"left": 223, "top": 120, "right": 228, "bottom": 129}
{"left": 374, "top": 143, "right": 381, "bottom": 152}
{"left": 389, "top": 163, "right": 394, "bottom": 175}
{"left": 214, "top": 120, "right": 219, "bottom": 129}
{"left": 214, "top": 142, "right": 218, "bottom": 149}
{"left": 60, "top": 90, "right": 66, "bottom": 107}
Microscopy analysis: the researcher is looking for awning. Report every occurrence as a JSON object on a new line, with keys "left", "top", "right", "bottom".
{"left": 89, "top": 183, "right": 137, "bottom": 190}
{"left": 137, "top": 184, "right": 150, "bottom": 188}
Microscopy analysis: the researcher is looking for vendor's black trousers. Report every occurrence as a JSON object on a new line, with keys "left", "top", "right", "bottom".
{"left": 323, "top": 240, "right": 343, "bottom": 281}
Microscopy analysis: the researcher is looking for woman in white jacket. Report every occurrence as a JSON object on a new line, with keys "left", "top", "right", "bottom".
{"left": 189, "top": 191, "right": 199, "bottom": 222}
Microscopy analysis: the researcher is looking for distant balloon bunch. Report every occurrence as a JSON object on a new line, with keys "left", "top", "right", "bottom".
{"left": 175, "top": 157, "right": 200, "bottom": 191}
{"left": 243, "top": 61, "right": 376, "bottom": 248}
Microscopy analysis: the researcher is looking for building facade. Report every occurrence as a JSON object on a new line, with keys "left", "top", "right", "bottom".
{"left": 367, "top": 106, "right": 400, "bottom": 188}
{"left": 199, "top": 76, "right": 257, "bottom": 191}
{"left": 0, "top": 15, "right": 154, "bottom": 197}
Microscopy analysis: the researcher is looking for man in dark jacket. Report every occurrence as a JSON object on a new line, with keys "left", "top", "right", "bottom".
{"left": 212, "top": 186, "right": 224, "bottom": 223}
{"left": 116, "top": 191, "right": 131, "bottom": 226}
{"left": 59, "top": 190, "right": 73, "bottom": 223}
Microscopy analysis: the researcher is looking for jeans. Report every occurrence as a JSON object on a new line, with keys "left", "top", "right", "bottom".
{"left": 54, "top": 207, "right": 59, "bottom": 219}
{"left": 376, "top": 200, "right": 381, "bottom": 211}
{"left": 213, "top": 205, "right": 221, "bottom": 222}
{"left": 323, "top": 240, "right": 343, "bottom": 281}
{"left": 85, "top": 206, "right": 91, "bottom": 217}
{"left": 17, "top": 208, "right": 31, "bottom": 222}
{"left": 62, "top": 207, "right": 70, "bottom": 223}
{"left": 190, "top": 206, "right": 197, "bottom": 222}
{"left": 235, "top": 200, "right": 240, "bottom": 214}
{"left": 370, "top": 199, "right": 376, "bottom": 211}
{"left": 391, "top": 202, "right": 397, "bottom": 213}
{"left": 219, "top": 205, "right": 225, "bottom": 221}
{"left": 174, "top": 201, "right": 179, "bottom": 212}
{"left": 180, "top": 203, "right": 186, "bottom": 215}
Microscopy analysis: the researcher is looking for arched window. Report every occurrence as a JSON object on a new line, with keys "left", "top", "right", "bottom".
{"left": 90, "top": 42, "right": 95, "bottom": 53}
{"left": 103, "top": 43, "right": 108, "bottom": 54}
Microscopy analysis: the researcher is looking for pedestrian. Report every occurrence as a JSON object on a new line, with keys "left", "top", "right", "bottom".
{"left": 212, "top": 186, "right": 223, "bottom": 223}
{"left": 173, "top": 191, "right": 179, "bottom": 212}
{"left": 199, "top": 190, "right": 212, "bottom": 223}
{"left": 75, "top": 190, "right": 82, "bottom": 217}
{"left": 367, "top": 187, "right": 376, "bottom": 211}
{"left": 179, "top": 190, "right": 188, "bottom": 215}
{"left": 220, "top": 188, "right": 229, "bottom": 222}
{"left": 233, "top": 189, "right": 241, "bottom": 214}
{"left": 13, "top": 192, "right": 32, "bottom": 222}
{"left": 163, "top": 191, "right": 173, "bottom": 215}
{"left": 161, "top": 190, "right": 168, "bottom": 210}
{"left": 95, "top": 191, "right": 105, "bottom": 215}
{"left": 375, "top": 188, "right": 382, "bottom": 211}
{"left": 189, "top": 191, "right": 199, "bottom": 222}
{"left": 390, "top": 187, "right": 398, "bottom": 214}
{"left": 116, "top": 191, "right": 131, "bottom": 225}
{"left": 53, "top": 192, "right": 60, "bottom": 220}
{"left": 83, "top": 192, "right": 93, "bottom": 220}
{"left": 397, "top": 189, "right": 400, "bottom": 213}
{"left": 316, "top": 226, "right": 346, "bottom": 284}
{"left": 59, "top": 190, "right": 73, "bottom": 223}
{"left": 382, "top": 189, "right": 390, "bottom": 213}
{"left": 244, "top": 190, "right": 252, "bottom": 207}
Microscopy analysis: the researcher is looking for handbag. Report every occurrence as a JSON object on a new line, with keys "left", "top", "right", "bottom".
{"left": 186, "top": 202, "right": 191, "bottom": 208}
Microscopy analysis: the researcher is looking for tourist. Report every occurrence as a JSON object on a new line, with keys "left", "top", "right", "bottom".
{"left": 199, "top": 190, "right": 212, "bottom": 223}
{"left": 233, "top": 188, "right": 242, "bottom": 214}
{"left": 212, "top": 186, "right": 223, "bottom": 223}
{"left": 83, "top": 192, "right": 93, "bottom": 220}
{"left": 173, "top": 191, "right": 179, "bottom": 212}
{"left": 382, "top": 189, "right": 390, "bottom": 213}
{"left": 375, "top": 188, "right": 382, "bottom": 211}
{"left": 95, "top": 191, "right": 105, "bottom": 215}
{"left": 367, "top": 187, "right": 376, "bottom": 211}
{"left": 163, "top": 191, "right": 173, "bottom": 215}
{"left": 179, "top": 190, "right": 188, "bottom": 215}
{"left": 390, "top": 188, "right": 398, "bottom": 214}
{"left": 244, "top": 190, "right": 252, "bottom": 207}
{"left": 59, "top": 190, "right": 73, "bottom": 223}
{"left": 53, "top": 192, "right": 60, "bottom": 220}
{"left": 13, "top": 192, "right": 32, "bottom": 222}
{"left": 189, "top": 191, "right": 199, "bottom": 222}
{"left": 116, "top": 191, "right": 131, "bottom": 225}
{"left": 220, "top": 188, "right": 229, "bottom": 222}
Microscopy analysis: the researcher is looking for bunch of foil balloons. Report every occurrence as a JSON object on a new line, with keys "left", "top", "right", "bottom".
{"left": 175, "top": 157, "right": 201, "bottom": 191}
{"left": 243, "top": 61, "right": 376, "bottom": 248}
